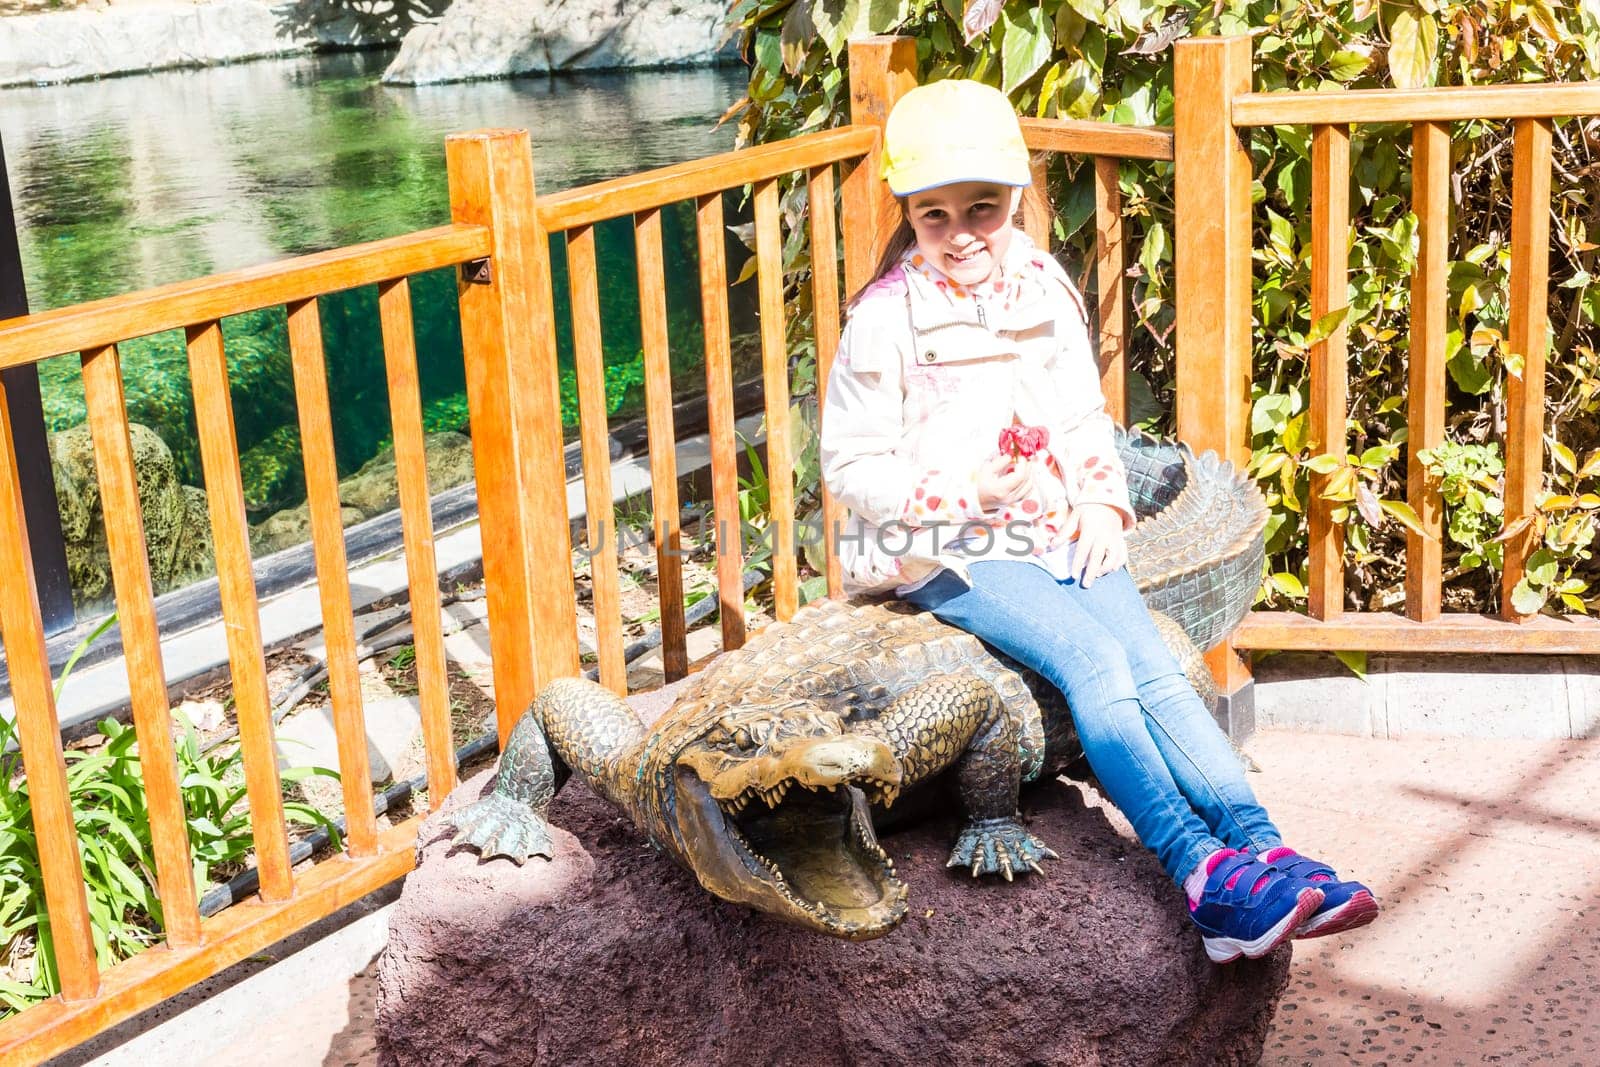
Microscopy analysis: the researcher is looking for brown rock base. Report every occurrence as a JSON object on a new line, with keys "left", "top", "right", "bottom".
{"left": 377, "top": 768, "right": 1291, "bottom": 1067}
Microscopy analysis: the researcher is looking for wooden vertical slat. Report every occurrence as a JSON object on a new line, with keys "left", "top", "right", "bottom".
{"left": 285, "top": 301, "right": 378, "bottom": 854}
{"left": 807, "top": 164, "right": 845, "bottom": 599}
{"left": 446, "top": 132, "right": 540, "bottom": 744}
{"left": 185, "top": 320, "right": 292, "bottom": 901}
{"left": 635, "top": 207, "right": 688, "bottom": 680}
{"left": 80, "top": 344, "right": 203, "bottom": 940}
{"left": 1308, "top": 123, "right": 1351, "bottom": 620}
{"left": 696, "top": 194, "right": 747, "bottom": 651}
{"left": 844, "top": 37, "right": 918, "bottom": 292}
{"left": 0, "top": 377, "right": 99, "bottom": 999}
{"left": 755, "top": 178, "right": 798, "bottom": 621}
{"left": 839, "top": 156, "right": 876, "bottom": 302}
{"left": 1022, "top": 154, "right": 1051, "bottom": 250}
{"left": 506, "top": 157, "right": 583, "bottom": 696}
{"left": 1408, "top": 121, "right": 1450, "bottom": 621}
{"left": 1093, "top": 156, "right": 1127, "bottom": 423}
{"left": 377, "top": 278, "right": 456, "bottom": 805}
{"left": 568, "top": 225, "right": 628, "bottom": 693}
{"left": 1501, "top": 117, "right": 1554, "bottom": 618}
{"left": 1174, "top": 35, "right": 1255, "bottom": 695}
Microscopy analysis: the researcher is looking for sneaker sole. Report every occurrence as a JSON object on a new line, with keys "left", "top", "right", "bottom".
{"left": 1295, "top": 890, "right": 1379, "bottom": 939}
{"left": 1202, "top": 887, "right": 1324, "bottom": 964}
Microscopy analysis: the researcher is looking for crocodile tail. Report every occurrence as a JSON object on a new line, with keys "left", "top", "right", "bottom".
{"left": 1117, "top": 428, "right": 1268, "bottom": 651}
{"left": 526, "top": 677, "right": 647, "bottom": 805}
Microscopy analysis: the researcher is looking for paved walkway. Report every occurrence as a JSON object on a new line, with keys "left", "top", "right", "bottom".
{"left": 70, "top": 729, "right": 1600, "bottom": 1065}
{"left": 1249, "top": 730, "right": 1600, "bottom": 1064}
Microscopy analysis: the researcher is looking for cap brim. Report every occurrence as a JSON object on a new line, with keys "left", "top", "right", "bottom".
{"left": 885, "top": 155, "right": 1031, "bottom": 196}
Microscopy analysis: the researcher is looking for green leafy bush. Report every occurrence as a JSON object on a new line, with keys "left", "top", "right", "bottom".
{"left": 729, "top": 0, "right": 1600, "bottom": 615}
{"left": 0, "top": 711, "right": 339, "bottom": 1013}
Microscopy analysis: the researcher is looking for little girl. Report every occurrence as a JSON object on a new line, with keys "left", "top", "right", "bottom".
{"left": 819, "top": 79, "right": 1377, "bottom": 963}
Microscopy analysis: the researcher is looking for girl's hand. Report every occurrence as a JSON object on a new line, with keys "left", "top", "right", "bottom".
{"left": 1061, "top": 503, "right": 1127, "bottom": 588}
{"left": 976, "top": 453, "right": 1034, "bottom": 510}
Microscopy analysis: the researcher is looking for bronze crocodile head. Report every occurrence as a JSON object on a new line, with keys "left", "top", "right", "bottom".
{"left": 663, "top": 700, "right": 910, "bottom": 939}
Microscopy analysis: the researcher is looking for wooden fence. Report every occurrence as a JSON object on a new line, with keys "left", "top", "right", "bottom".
{"left": 0, "top": 30, "right": 1596, "bottom": 1062}
{"left": 1172, "top": 36, "right": 1600, "bottom": 657}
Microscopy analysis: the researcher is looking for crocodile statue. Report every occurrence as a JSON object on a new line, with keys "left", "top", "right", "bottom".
{"left": 444, "top": 433, "right": 1267, "bottom": 941}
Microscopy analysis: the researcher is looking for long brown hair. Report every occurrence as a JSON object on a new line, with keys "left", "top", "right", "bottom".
{"left": 845, "top": 197, "right": 918, "bottom": 310}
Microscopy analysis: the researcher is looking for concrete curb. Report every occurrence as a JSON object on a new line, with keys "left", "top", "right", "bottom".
{"left": 1253, "top": 650, "right": 1600, "bottom": 740}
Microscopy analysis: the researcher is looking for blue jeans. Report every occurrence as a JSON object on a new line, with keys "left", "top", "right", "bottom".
{"left": 903, "top": 559, "right": 1283, "bottom": 885}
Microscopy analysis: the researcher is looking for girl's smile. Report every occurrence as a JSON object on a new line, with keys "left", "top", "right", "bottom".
{"left": 905, "top": 181, "right": 1023, "bottom": 287}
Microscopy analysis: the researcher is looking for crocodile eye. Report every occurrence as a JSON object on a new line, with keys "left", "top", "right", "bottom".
{"left": 733, "top": 727, "right": 754, "bottom": 750}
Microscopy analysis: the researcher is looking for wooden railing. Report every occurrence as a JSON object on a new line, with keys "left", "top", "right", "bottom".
{"left": 1168, "top": 35, "right": 1600, "bottom": 658}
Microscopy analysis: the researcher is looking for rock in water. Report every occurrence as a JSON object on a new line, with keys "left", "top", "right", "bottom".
{"left": 377, "top": 767, "right": 1290, "bottom": 1066}
{"left": 381, "top": 0, "right": 734, "bottom": 85}
{"left": 50, "top": 422, "right": 213, "bottom": 608}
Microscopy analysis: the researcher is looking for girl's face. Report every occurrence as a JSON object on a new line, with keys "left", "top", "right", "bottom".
{"left": 904, "top": 181, "right": 1023, "bottom": 287}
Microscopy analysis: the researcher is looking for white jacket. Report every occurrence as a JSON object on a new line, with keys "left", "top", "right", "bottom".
{"left": 820, "top": 234, "right": 1134, "bottom": 596}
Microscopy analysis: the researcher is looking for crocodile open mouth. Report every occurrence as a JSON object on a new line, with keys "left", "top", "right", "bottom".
{"left": 722, "top": 777, "right": 908, "bottom": 936}
{"left": 673, "top": 764, "right": 910, "bottom": 939}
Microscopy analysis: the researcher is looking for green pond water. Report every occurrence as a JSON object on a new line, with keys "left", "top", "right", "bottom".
{"left": 2, "top": 50, "right": 752, "bottom": 518}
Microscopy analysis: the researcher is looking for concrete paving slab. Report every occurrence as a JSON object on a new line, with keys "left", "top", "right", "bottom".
{"left": 275, "top": 704, "right": 382, "bottom": 783}
{"left": 441, "top": 620, "right": 494, "bottom": 672}
{"left": 275, "top": 694, "right": 422, "bottom": 784}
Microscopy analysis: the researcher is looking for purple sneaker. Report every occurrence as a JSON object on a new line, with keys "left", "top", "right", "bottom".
{"left": 1188, "top": 851, "right": 1325, "bottom": 963}
{"left": 1259, "top": 847, "right": 1380, "bottom": 939}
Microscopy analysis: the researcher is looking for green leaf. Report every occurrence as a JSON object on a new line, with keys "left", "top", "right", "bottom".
{"left": 1552, "top": 440, "right": 1577, "bottom": 474}
{"left": 1388, "top": 9, "right": 1439, "bottom": 89}
{"left": 1305, "top": 306, "right": 1349, "bottom": 347}
{"left": 999, "top": 4, "right": 1053, "bottom": 94}
{"left": 1334, "top": 649, "right": 1369, "bottom": 680}
{"left": 1510, "top": 577, "right": 1549, "bottom": 615}
{"left": 1269, "top": 571, "right": 1306, "bottom": 597}
{"left": 1328, "top": 49, "right": 1371, "bottom": 81}
{"left": 1526, "top": 548, "right": 1559, "bottom": 586}
{"left": 1303, "top": 454, "right": 1344, "bottom": 475}
{"left": 1379, "top": 499, "right": 1433, "bottom": 538}
{"left": 1447, "top": 349, "right": 1493, "bottom": 395}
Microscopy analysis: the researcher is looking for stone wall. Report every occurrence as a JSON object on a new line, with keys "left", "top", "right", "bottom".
{"left": 381, "top": 0, "right": 736, "bottom": 85}
{"left": 0, "top": 0, "right": 407, "bottom": 86}
{"left": 0, "top": 0, "right": 733, "bottom": 88}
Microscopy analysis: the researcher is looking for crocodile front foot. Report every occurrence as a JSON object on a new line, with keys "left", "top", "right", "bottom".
{"left": 947, "top": 816, "right": 1059, "bottom": 881}
{"left": 444, "top": 792, "right": 555, "bottom": 863}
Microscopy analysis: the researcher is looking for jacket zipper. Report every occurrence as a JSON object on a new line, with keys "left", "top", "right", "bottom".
{"left": 976, "top": 303, "right": 987, "bottom": 329}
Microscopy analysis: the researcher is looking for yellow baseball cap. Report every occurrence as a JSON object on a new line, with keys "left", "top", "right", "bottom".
{"left": 881, "top": 80, "right": 1030, "bottom": 196}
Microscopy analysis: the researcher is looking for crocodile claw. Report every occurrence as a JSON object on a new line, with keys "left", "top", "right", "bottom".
{"left": 947, "top": 816, "right": 1057, "bottom": 881}
{"left": 444, "top": 792, "right": 555, "bottom": 864}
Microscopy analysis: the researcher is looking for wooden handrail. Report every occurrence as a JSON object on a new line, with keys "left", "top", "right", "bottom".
{"left": 1232, "top": 82, "right": 1600, "bottom": 126}
{"left": 536, "top": 126, "right": 877, "bottom": 232}
{"left": 0, "top": 224, "right": 490, "bottom": 370}
{"left": 1235, "top": 611, "right": 1600, "bottom": 653}
{"left": 1020, "top": 117, "right": 1174, "bottom": 160}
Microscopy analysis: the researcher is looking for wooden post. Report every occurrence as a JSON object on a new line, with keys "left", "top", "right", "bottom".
{"left": 1308, "top": 123, "right": 1351, "bottom": 620}
{"left": 1501, "top": 117, "right": 1553, "bottom": 619}
{"left": 0, "top": 373, "right": 98, "bottom": 1000}
{"left": 841, "top": 37, "right": 918, "bottom": 299}
{"left": 448, "top": 129, "right": 580, "bottom": 744}
{"left": 1174, "top": 36, "right": 1256, "bottom": 705}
